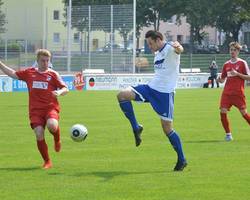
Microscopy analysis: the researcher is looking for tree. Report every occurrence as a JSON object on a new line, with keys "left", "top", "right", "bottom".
{"left": 135, "top": 0, "right": 184, "bottom": 48}
{"left": 215, "top": 0, "right": 250, "bottom": 45}
{"left": 136, "top": 0, "right": 183, "bottom": 31}
{"left": 180, "top": 0, "right": 218, "bottom": 49}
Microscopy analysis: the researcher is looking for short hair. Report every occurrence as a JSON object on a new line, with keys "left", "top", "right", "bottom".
{"left": 145, "top": 30, "right": 163, "bottom": 41}
{"left": 229, "top": 42, "right": 241, "bottom": 51}
{"left": 36, "top": 49, "right": 51, "bottom": 60}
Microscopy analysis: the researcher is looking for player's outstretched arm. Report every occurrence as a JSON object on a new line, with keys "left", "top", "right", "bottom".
{"left": 52, "top": 87, "right": 69, "bottom": 97}
{"left": 0, "top": 61, "right": 18, "bottom": 79}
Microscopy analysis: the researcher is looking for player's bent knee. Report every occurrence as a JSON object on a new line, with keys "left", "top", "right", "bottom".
{"left": 117, "top": 90, "right": 134, "bottom": 101}
{"left": 46, "top": 119, "right": 58, "bottom": 133}
{"left": 161, "top": 120, "right": 173, "bottom": 135}
{"left": 117, "top": 91, "right": 124, "bottom": 101}
{"left": 47, "top": 124, "right": 58, "bottom": 133}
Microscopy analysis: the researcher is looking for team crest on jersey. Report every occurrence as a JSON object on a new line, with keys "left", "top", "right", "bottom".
{"left": 154, "top": 59, "right": 166, "bottom": 69}
{"left": 32, "top": 81, "right": 48, "bottom": 89}
{"left": 47, "top": 75, "right": 52, "bottom": 81}
{"left": 235, "top": 65, "right": 239, "bottom": 70}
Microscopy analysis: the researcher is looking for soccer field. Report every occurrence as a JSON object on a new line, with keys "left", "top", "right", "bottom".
{"left": 1, "top": 88, "right": 250, "bottom": 200}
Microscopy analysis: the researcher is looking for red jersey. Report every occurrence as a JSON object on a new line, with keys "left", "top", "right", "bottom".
{"left": 15, "top": 67, "right": 67, "bottom": 114}
{"left": 221, "top": 58, "right": 250, "bottom": 96}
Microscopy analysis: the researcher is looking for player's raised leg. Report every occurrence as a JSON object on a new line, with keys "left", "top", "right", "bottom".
{"left": 47, "top": 118, "right": 61, "bottom": 152}
{"left": 240, "top": 108, "right": 250, "bottom": 126}
{"left": 161, "top": 120, "right": 187, "bottom": 171}
{"left": 117, "top": 88, "right": 142, "bottom": 146}
{"left": 33, "top": 125, "right": 52, "bottom": 169}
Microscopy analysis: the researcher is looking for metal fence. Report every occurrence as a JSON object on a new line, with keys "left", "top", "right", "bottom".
{"left": 135, "top": 53, "right": 250, "bottom": 73}
{"left": 1, "top": 3, "right": 250, "bottom": 74}
{"left": 0, "top": 4, "right": 136, "bottom": 73}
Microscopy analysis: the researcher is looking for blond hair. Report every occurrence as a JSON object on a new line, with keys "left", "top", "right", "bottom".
{"left": 229, "top": 42, "right": 241, "bottom": 51}
{"left": 36, "top": 49, "right": 51, "bottom": 60}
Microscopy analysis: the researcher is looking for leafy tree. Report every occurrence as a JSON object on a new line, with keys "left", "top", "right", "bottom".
{"left": 136, "top": 0, "right": 183, "bottom": 31}
{"left": 180, "top": 0, "right": 218, "bottom": 49}
{"left": 135, "top": 0, "right": 184, "bottom": 48}
{"left": 215, "top": 0, "right": 250, "bottom": 45}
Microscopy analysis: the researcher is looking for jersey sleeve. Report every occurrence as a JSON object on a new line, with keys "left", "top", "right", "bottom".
{"left": 242, "top": 60, "right": 250, "bottom": 75}
{"left": 15, "top": 68, "right": 30, "bottom": 81}
{"left": 54, "top": 72, "right": 67, "bottom": 89}
{"left": 221, "top": 64, "right": 227, "bottom": 79}
{"left": 164, "top": 42, "right": 178, "bottom": 59}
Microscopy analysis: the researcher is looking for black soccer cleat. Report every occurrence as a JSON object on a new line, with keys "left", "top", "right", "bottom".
{"left": 174, "top": 160, "right": 187, "bottom": 171}
{"left": 133, "top": 125, "right": 143, "bottom": 147}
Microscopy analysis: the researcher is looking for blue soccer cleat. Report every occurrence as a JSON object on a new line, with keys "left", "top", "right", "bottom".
{"left": 174, "top": 159, "right": 187, "bottom": 171}
{"left": 133, "top": 125, "right": 143, "bottom": 147}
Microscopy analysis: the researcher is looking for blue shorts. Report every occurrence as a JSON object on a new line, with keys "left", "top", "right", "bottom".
{"left": 131, "top": 84, "right": 174, "bottom": 121}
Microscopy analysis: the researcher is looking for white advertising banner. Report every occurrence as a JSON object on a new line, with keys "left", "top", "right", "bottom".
{"left": 178, "top": 74, "right": 210, "bottom": 88}
{"left": 0, "top": 76, "right": 12, "bottom": 92}
{"left": 85, "top": 74, "right": 153, "bottom": 90}
{"left": 0, "top": 73, "right": 213, "bottom": 92}
{"left": 85, "top": 73, "right": 211, "bottom": 90}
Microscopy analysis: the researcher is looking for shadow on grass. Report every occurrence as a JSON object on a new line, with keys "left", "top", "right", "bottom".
{"left": 0, "top": 166, "right": 40, "bottom": 171}
{"left": 185, "top": 140, "right": 224, "bottom": 143}
{"left": 70, "top": 170, "right": 169, "bottom": 182}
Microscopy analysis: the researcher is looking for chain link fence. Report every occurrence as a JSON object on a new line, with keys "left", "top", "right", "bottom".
{"left": 1, "top": 3, "right": 250, "bottom": 74}
{"left": 0, "top": 4, "right": 136, "bottom": 73}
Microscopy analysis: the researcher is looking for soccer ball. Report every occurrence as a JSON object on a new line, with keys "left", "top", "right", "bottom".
{"left": 70, "top": 124, "right": 88, "bottom": 142}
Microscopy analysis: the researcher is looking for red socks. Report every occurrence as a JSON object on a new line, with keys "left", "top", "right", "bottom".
{"left": 220, "top": 113, "right": 231, "bottom": 133}
{"left": 49, "top": 127, "right": 61, "bottom": 152}
{"left": 243, "top": 113, "right": 250, "bottom": 125}
{"left": 49, "top": 126, "right": 60, "bottom": 143}
{"left": 37, "top": 139, "right": 50, "bottom": 162}
{"left": 53, "top": 127, "right": 60, "bottom": 143}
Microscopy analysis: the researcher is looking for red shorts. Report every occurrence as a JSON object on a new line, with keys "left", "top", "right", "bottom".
{"left": 220, "top": 94, "right": 246, "bottom": 110}
{"left": 30, "top": 109, "right": 59, "bottom": 129}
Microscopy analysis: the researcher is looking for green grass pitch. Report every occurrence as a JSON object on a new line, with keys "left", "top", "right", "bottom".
{"left": 1, "top": 88, "right": 250, "bottom": 200}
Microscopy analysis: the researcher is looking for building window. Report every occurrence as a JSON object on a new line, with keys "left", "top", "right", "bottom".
{"left": 53, "top": 33, "right": 60, "bottom": 43}
{"left": 165, "top": 31, "right": 173, "bottom": 41}
{"left": 53, "top": 10, "right": 60, "bottom": 20}
{"left": 166, "top": 35, "right": 173, "bottom": 41}
{"left": 74, "top": 32, "right": 80, "bottom": 43}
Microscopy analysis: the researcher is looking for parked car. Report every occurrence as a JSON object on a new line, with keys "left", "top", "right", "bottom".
{"left": 96, "top": 43, "right": 124, "bottom": 53}
{"left": 136, "top": 47, "right": 145, "bottom": 55}
{"left": 208, "top": 44, "right": 220, "bottom": 53}
{"left": 195, "top": 45, "right": 210, "bottom": 53}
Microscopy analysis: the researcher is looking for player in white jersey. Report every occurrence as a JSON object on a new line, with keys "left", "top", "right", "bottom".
{"left": 117, "top": 30, "right": 187, "bottom": 171}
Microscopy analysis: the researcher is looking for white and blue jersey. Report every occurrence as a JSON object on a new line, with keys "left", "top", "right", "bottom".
{"left": 131, "top": 42, "right": 180, "bottom": 121}
{"left": 149, "top": 42, "right": 180, "bottom": 93}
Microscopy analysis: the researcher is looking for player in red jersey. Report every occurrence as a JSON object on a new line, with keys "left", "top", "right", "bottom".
{"left": 217, "top": 42, "right": 250, "bottom": 141}
{"left": 0, "top": 49, "right": 69, "bottom": 169}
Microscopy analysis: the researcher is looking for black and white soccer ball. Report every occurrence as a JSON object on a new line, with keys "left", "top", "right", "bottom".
{"left": 70, "top": 124, "right": 88, "bottom": 142}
